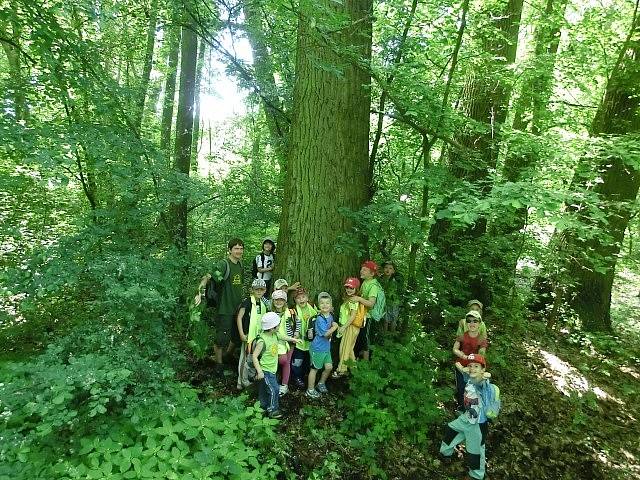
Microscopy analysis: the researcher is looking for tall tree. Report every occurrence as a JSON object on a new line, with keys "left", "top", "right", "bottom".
{"left": 275, "top": 0, "right": 372, "bottom": 297}
{"left": 500, "top": 0, "right": 568, "bottom": 233}
{"left": 191, "top": 36, "right": 206, "bottom": 171}
{"left": 428, "top": 0, "right": 524, "bottom": 303}
{"left": 559, "top": 5, "right": 640, "bottom": 331}
{"left": 242, "top": 0, "right": 290, "bottom": 167}
{"left": 160, "top": 24, "right": 181, "bottom": 160}
{"left": 133, "top": 0, "right": 158, "bottom": 130}
{"left": 171, "top": 22, "right": 198, "bottom": 249}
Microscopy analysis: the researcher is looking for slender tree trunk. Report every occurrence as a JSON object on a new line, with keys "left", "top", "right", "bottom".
{"left": 276, "top": 0, "right": 372, "bottom": 300}
{"left": 407, "top": 0, "right": 469, "bottom": 286}
{"left": 369, "top": 0, "right": 419, "bottom": 197}
{"left": 171, "top": 24, "right": 198, "bottom": 250}
{"left": 242, "top": 0, "right": 289, "bottom": 168}
{"left": 500, "top": 0, "right": 568, "bottom": 233}
{"left": 133, "top": 0, "right": 158, "bottom": 130}
{"left": 191, "top": 37, "right": 206, "bottom": 172}
{"left": 160, "top": 24, "right": 181, "bottom": 160}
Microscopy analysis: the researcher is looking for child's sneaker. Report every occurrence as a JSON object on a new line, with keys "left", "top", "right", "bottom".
{"left": 294, "top": 378, "right": 305, "bottom": 389}
{"left": 306, "top": 389, "right": 320, "bottom": 399}
{"left": 269, "top": 410, "right": 283, "bottom": 419}
{"left": 316, "top": 383, "right": 328, "bottom": 394}
{"left": 279, "top": 384, "right": 289, "bottom": 396}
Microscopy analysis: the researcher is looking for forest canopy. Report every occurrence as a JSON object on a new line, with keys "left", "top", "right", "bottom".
{"left": 1, "top": 0, "right": 639, "bottom": 478}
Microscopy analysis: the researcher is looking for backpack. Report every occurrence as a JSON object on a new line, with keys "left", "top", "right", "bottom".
{"left": 245, "top": 336, "right": 265, "bottom": 381}
{"left": 481, "top": 381, "right": 501, "bottom": 420}
{"left": 205, "top": 259, "right": 230, "bottom": 309}
{"left": 251, "top": 252, "right": 275, "bottom": 279}
{"left": 306, "top": 312, "right": 337, "bottom": 341}
{"left": 368, "top": 280, "right": 386, "bottom": 321}
{"left": 351, "top": 303, "right": 367, "bottom": 328}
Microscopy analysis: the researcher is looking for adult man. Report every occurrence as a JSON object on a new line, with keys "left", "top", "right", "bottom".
{"left": 252, "top": 238, "right": 275, "bottom": 295}
{"left": 195, "top": 238, "right": 245, "bottom": 375}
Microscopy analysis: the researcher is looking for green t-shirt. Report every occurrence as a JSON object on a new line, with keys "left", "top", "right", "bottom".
{"left": 361, "top": 278, "right": 381, "bottom": 319}
{"left": 295, "top": 303, "right": 317, "bottom": 351}
{"left": 214, "top": 258, "right": 244, "bottom": 315}
{"left": 256, "top": 332, "right": 280, "bottom": 374}
{"left": 339, "top": 301, "right": 359, "bottom": 326}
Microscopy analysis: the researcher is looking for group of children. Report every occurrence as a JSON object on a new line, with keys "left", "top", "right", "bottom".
{"left": 440, "top": 299, "right": 501, "bottom": 480}
{"left": 234, "top": 260, "right": 401, "bottom": 419}
{"left": 230, "top": 242, "right": 500, "bottom": 479}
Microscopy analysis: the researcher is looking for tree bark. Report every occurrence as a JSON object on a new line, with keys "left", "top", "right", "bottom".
{"left": 160, "top": 24, "right": 181, "bottom": 160}
{"left": 276, "top": 0, "right": 372, "bottom": 300}
{"left": 171, "top": 24, "right": 198, "bottom": 250}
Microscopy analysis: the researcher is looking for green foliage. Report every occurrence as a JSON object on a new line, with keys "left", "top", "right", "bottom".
{"left": 0, "top": 333, "right": 282, "bottom": 480}
{"left": 338, "top": 337, "right": 449, "bottom": 476}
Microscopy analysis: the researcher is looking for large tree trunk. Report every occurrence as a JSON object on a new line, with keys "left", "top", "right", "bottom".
{"left": 242, "top": 0, "right": 289, "bottom": 169}
{"left": 563, "top": 35, "right": 640, "bottom": 331}
{"left": 171, "top": 25, "right": 198, "bottom": 250}
{"left": 133, "top": 0, "right": 158, "bottom": 130}
{"left": 428, "top": 0, "right": 524, "bottom": 303}
{"left": 160, "top": 24, "right": 181, "bottom": 160}
{"left": 275, "top": 0, "right": 372, "bottom": 299}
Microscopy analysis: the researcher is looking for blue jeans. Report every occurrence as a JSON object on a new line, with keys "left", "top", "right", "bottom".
{"left": 291, "top": 348, "right": 310, "bottom": 382}
{"left": 259, "top": 371, "right": 279, "bottom": 413}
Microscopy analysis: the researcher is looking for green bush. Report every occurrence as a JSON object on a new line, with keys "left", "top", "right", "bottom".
{"left": 339, "top": 335, "right": 449, "bottom": 475}
{"left": 0, "top": 337, "right": 282, "bottom": 480}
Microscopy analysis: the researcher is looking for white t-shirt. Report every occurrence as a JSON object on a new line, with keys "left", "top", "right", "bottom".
{"left": 255, "top": 253, "right": 274, "bottom": 281}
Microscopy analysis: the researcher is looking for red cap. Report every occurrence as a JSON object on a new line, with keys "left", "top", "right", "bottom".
{"left": 344, "top": 277, "right": 360, "bottom": 289}
{"left": 466, "top": 354, "right": 486, "bottom": 368}
{"left": 361, "top": 260, "right": 378, "bottom": 273}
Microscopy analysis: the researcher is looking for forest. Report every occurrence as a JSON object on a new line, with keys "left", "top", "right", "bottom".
{"left": 1, "top": 0, "right": 639, "bottom": 478}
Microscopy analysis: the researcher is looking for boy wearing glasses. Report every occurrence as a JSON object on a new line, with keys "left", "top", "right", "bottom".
{"left": 452, "top": 310, "right": 487, "bottom": 411}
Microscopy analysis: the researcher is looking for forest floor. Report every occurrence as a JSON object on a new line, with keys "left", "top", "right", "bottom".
{"left": 184, "top": 301, "right": 640, "bottom": 480}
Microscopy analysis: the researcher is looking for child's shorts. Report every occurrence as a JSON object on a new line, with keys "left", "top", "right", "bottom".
{"left": 310, "top": 350, "right": 332, "bottom": 369}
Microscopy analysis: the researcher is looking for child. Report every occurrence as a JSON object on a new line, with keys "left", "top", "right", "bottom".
{"left": 253, "top": 312, "right": 301, "bottom": 419}
{"left": 291, "top": 288, "right": 317, "bottom": 388}
{"left": 271, "top": 289, "right": 300, "bottom": 396}
{"left": 252, "top": 238, "right": 275, "bottom": 295}
{"left": 380, "top": 261, "right": 402, "bottom": 333}
{"left": 272, "top": 278, "right": 302, "bottom": 308}
{"left": 453, "top": 310, "right": 488, "bottom": 410}
{"left": 333, "top": 277, "right": 363, "bottom": 377}
{"left": 440, "top": 354, "right": 499, "bottom": 480}
{"left": 235, "top": 278, "right": 268, "bottom": 390}
{"left": 306, "top": 292, "right": 338, "bottom": 398}
{"left": 456, "top": 299, "right": 487, "bottom": 338}
{"left": 352, "top": 260, "right": 382, "bottom": 360}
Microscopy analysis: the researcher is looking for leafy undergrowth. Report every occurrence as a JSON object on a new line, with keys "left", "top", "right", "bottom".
{"left": 186, "top": 312, "right": 639, "bottom": 480}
